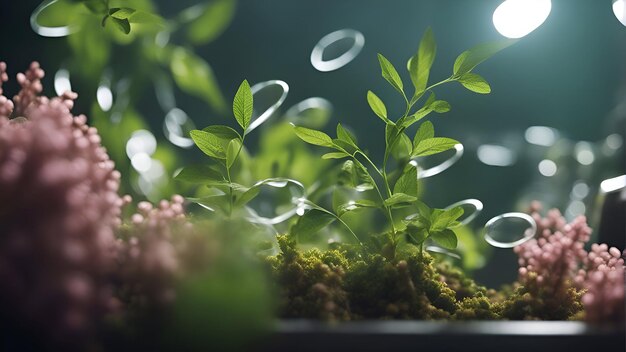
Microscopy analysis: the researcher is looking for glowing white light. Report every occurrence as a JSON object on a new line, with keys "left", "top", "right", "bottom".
{"left": 605, "top": 133, "right": 623, "bottom": 150}
{"left": 524, "top": 126, "right": 558, "bottom": 146}
{"left": 54, "top": 69, "right": 71, "bottom": 96}
{"left": 538, "top": 159, "right": 557, "bottom": 177}
{"left": 575, "top": 142, "right": 595, "bottom": 165}
{"left": 614, "top": 0, "right": 626, "bottom": 26}
{"left": 126, "top": 130, "right": 157, "bottom": 158}
{"left": 477, "top": 144, "right": 516, "bottom": 166}
{"left": 565, "top": 200, "right": 586, "bottom": 218}
{"left": 570, "top": 181, "right": 589, "bottom": 200}
{"left": 131, "top": 153, "right": 152, "bottom": 173}
{"left": 600, "top": 175, "right": 626, "bottom": 193}
{"left": 96, "top": 85, "right": 113, "bottom": 112}
{"left": 493, "top": 0, "right": 552, "bottom": 39}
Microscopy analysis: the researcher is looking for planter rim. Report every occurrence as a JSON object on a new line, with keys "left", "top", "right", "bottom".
{"left": 275, "top": 319, "right": 624, "bottom": 336}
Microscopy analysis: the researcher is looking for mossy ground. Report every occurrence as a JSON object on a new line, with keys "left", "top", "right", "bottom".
{"left": 267, "top": 236, "right": 584, "bottom": 321}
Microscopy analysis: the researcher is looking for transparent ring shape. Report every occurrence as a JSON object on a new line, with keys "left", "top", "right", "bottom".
{"left": 310, "top": 29, "right": 365, "bottom": 72}
{"left": 444, "top": 199, "right": 484, "bottom": 226}
{"left": 244, "top": 178, "right": 306, "bottom": 225}
{"left": 284, "top": 97, "right": 333, "bottom": 129}
{"left": 163, "top": 108, "right": 196, "bottom": 148}
{"left": 247, "top": 80, "right": 289, "bottom": 133}
{"left": 410, "top": 143, "right": 464, "bottom": 179}
{"left": 483, "top": 212, "right": 537, "bottom": 248}
{"left": 425, "top": 246, "right": 462, "bottom": 260}
{"left": 30, "top": 0, "right": 79, "bottom": 37}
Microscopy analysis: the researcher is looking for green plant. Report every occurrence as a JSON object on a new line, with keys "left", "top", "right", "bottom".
{"left": 291, "top": 29, "right": 516, "bottom": 258}
{"left": 33, "top": 0, "right": 238, "bottom": 200}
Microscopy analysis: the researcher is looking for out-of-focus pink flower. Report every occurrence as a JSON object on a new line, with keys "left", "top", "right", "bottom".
{"left": 0, "top": 62, "right": 123, "bottom": 343}
{"left": 515, "top": 203, "right": 625, "bottom": 322}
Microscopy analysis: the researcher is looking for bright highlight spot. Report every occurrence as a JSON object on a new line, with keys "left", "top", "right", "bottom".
{"left": 477, "top": 144, "right": 516, "bottom": 166}
{"left": 600, "top": 175, "right": 626, "bottom": 193}
{"left": 524, "top": 126, "right": 558, "bottom": 146}
{"left": 575, "top": 142, "right": 595, "bottom": 165}
{"left": 54, "top": 69, "right": 71, "bottom": 96}
{"left": 538, "top": 159, "right": 557, "bottom": 177}
{"left": 570, "top": 181, "right": 589, "bottom": 200}
{"left": 614, "top": 0, "right": 626, "bottom": 26}
{"left": 126, "top": 130, "right": 157, "bottom": 158}
{"left": 131, "top": 153, "right": 152, "bottom": 173}
{"left": 493, "top": 0, "right": 552, "bottom": 38}
{"left": 96, "top": 85, "right": 113, "bottom": 112}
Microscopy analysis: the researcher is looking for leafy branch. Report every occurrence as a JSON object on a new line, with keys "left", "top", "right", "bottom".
{"left": 293, "top": 28, "right": 516, "bottom": 257}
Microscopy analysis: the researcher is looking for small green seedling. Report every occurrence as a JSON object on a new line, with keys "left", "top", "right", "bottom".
{"left": 292, "top": 28, "right": 515, "bottom": 258}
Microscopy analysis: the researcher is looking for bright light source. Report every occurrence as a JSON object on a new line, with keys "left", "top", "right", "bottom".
{"left": 614, "top": 0, "right": 626, "bottom": 26}
{"left": 538, "top": 159, "right": 557, "bottom": 177}
{"left": 493, "top": 0, "right": 552, "bottom": 38}
{"left": 600, "top": 175, "right": 626, "bottom": 193}
{"left": 96, "top": 85, "right": 113, "bottom": 112}
{"left": 477, "top": 144, "right": 516, "bottom": 166}
{"left": 524, "top": 126, "right": 558, "bottom": 146}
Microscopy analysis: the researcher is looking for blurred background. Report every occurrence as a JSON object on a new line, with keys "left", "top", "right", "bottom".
{"left": 0, "top": 0, "right": 624, "bottom": 286}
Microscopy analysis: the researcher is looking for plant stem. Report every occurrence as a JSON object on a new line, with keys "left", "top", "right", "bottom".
{"left": 307, "top": 201, "right": 362, "bottom": 245}
{"left": 353, "top": 153, "right": 397, "bottom": 235}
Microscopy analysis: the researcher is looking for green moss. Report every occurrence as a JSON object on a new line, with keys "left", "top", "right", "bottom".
{"left": 269, "top": 238, "right": 584, "bottom": 321}
{"left": 500, "top": 283, "right": 583, "bottom": 320}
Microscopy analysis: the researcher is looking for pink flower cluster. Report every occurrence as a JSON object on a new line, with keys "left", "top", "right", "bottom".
{"left": 116, "top": 195, "right": 193, "bottom": 307}
{"left": 515, "top": 202, "right": 625, "bottom": 322}
{"left": 0, "top": 62, "right": 124, "bottom": 341}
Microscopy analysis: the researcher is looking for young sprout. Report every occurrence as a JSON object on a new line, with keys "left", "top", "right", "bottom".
{"left": 293, "top": 28, "right": 516, "bottom": 257}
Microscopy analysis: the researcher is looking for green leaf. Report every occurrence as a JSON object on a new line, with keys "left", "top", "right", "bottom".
{"left": 409, "top": 27, "right": 436, "bottom": 94}
{"left": 415, "top": 200, "right": 432, "bottom": 221}
{"left": 390, "top": 132, "right": 413, "bottom": 160}
{"left": 405, "top": 225, "right": 429, "bottom": 245}
{"left": 127, "top": 11, "right": 164, "bottom": 25}
{"left": 453, "top": 39, "right": 517, "bottom": 75}
{"left": 235, "top": 186, "right": 261, "bottom": 207}
{"left": 186, "top": 0, "right": 236, "bottom": 45}
{"left": 336, "top": 123, "right": 357, "bottom": 147}
{"left": 413, "top": 121, "right": 434, "bottom": 146}
{"left": 189, "top": 130, "right": 226, "bottom": 159}
{"left": 384, "top": 193, "right": 418, "bottom": 207}
{"left": 332, "top": 139, "right": 357, "bottom": 154}
{"left": 202, "top": 125, "right": 241, "bottom": 141}
{"left": 458, "top": 73, "right": 491, "bottom": 94}
{"left": 322, "top": 152, "right": 350, "bottom": 159}
{"left": 174, "top": 164, "right": 224, "bottom": 183}
{"left": 431, "top": 206, "right": 464, "bottom": 231}
{"left": 393, "top": 164, "right": 418, "bottom": 197}
{"left": 233, "top": 80, "right": 253, "bottom": 130}
{"left": 431, "top": 229, "right": 458, "bottom": 249}
{"left": 293, "top": 126, "right": 334, "bottom": 147}
{"left": 335, "top": 200, "right": 378, "bottom": 217}
{"left": 109, "top": 7, "right": 136, "bottom": 19}
{"left": 430, "top": 100, "right": 451, "bottom": 113}
{"left": 187, "top": 195, "right": 230, "bottom": 214}
{"left": 367, "top": 91, "right": 390, "bottom": 123}
{"left": 170, "top": 47, "right": 226, "bottom": 112}
{"left": 226, "top": 139, "right": 241, "bottom": 168}
{"left": 377, "top": 53, "right": 404, "bottom": 95}
{"left": 110, "top": 17, "right": 130, "bottom": 34}
{"left": 291, "top": 209, "right": 336, "bottom": 242}
{"left": 453, "top": 51, "right": 469, "bottom": 75}
{"left": 412, "top": 137, "right": 459, "bottom": 157}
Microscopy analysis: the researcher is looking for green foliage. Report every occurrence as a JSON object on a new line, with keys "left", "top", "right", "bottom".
{"left": 290, "top": 28, "right": 512, "bottom": 259}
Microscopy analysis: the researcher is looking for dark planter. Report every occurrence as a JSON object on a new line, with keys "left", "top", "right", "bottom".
{"left": 259, "top": 320, "right": 625, "bottom": 352}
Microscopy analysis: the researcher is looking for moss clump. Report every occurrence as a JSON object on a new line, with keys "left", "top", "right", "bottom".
{"left": 500, "top": 278, "right": 583, "bottom": 320}
{"left": 267, "top": 235, "right": 351, "bottom": 321}
{"left": 268, "top": 236, "right": 517, "bottom": 320}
